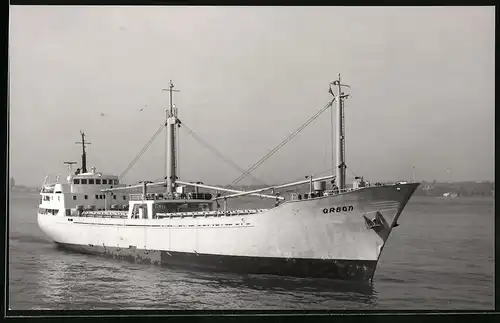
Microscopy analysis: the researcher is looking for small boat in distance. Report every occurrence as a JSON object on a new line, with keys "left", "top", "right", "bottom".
{"left": 37, "top": 75, "right": 419, "bottom": 282}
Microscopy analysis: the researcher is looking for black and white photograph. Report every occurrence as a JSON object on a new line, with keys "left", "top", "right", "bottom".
{"left": 7, "top": 5, "right": 494, "bottom": 313}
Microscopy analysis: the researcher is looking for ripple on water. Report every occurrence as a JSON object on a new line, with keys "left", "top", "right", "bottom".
{"left": 7, "top": 194, "right": 495, "bottom": 310}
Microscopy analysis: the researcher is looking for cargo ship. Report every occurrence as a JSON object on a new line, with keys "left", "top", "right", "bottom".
{"left": 37, "top": 75, "right": 419, "bottom": 282}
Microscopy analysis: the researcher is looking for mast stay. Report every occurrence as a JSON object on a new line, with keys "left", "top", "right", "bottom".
{"left": 114, "top": 75, "right": 352, "bottom": 199}
{"left": 220, "top": 97, "right": 336, "bottom": 195}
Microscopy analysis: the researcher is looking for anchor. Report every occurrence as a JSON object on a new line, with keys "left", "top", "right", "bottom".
{"left": 363, "top": 211, "right": 385, "bottom": 233}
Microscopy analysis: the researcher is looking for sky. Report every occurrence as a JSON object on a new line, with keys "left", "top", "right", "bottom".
{"left": 9, "top": 6, "right": 495, "bottom": 187}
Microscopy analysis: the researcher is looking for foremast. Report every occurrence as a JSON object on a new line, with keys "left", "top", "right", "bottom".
{"left": 330, "top": 74, "right": 350, "bottom": 190}
{"left": 163, "top": 80, "right": 180, "bottom": 194}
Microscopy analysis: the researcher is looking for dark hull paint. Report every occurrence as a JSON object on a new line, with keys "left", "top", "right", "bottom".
{"left": 55, "top": 242, "right": 378, "bottom": 282}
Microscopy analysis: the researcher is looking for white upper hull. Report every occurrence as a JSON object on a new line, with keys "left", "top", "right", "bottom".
{"left": 38, "top": 183, "right": 418, "bottom": 262}
{"left": 36, "top": 78, "right": 420, "bottom": 281}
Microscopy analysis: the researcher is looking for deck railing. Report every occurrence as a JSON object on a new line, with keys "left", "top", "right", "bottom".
{"left": 289, "top": 181, "right": 411, "bottom": 201}
{"left": 156, "top": 209, "right": 267, "bottom": 218}
{"left": 80, "top": 211, "right": 128, "bottom": 218}
{"left": 76, "top": 208, "right": 267, "bottom": 219}
{"left": 128, "top": 192, "right": 213, "bottom": 201}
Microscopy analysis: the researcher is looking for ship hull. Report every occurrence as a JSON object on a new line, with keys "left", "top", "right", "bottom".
{"left": 55, "top": 242, "right": 377, "bottom": 281}
{"left": 38, "top": 183, "right": 419, "bottom": 282}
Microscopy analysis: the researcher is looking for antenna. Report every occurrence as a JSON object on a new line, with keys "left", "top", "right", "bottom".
{"left": 162, "top": 80, "right": 180, "bottom": 123}
{"left": 75, "top": 131, "right": 91, "bottom": 173}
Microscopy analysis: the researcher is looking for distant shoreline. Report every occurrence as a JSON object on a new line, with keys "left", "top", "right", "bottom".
{"left": 9, "top": 189, "right": 495, "bottom": 199}
{"left": 10, "top": 180, "right": 494, "bottom": 197}
{"left": 10, "top": 186, "right": 40, "bottom": 193}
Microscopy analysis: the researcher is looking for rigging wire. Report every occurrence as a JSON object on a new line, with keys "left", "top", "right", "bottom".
{"left": 346, "top": 166, "right": 359, "bottom": 179}
{"left": 115, "top": 93, "right": 353, "bottom": 189}
{"left": 222, "top": 98, "right": 336, "bottom": 194}
{"left": 180, "top": 122, "right": 268, "bottom": 186}
{"left": 119, "top": 123, "right": 165, "bottom": 180}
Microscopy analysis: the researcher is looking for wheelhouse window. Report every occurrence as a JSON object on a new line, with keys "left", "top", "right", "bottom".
{"left": 84, "top": 195, "right": 88, "bottom": 200}
{"left": 95, "top": 194, "right": 100, "bottom": 199}
{"left": 81, "top": 179, "right": 87, "bottom": 184}
{"left": 41, "top": 208, "right": 58, "bottom": 215}
{"left": 100, "top": 194, "right": 104, "bottom": 199}
{"left": 102, "top": 179, "right": 108, "bottom": 184}
{"left": 113, "top": 195, "right": 116, "bottom": 200}
{"left": 89, "top": 179, "right": 95, "bottom": 184}
{"left": 123, "top": 196, "right": 127, "bottom": 200}
{"left": 73, "top": 196, "right": 77, "bottom": 200}
{"left": 74, "top": 179, "right": 80, "bottom": 184}
{"left": 96, "top": 179, "right": 101, "bottom": 184}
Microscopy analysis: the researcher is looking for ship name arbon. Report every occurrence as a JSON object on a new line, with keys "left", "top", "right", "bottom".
{"left": 323, "top": 205, "right": 354, "bottom": 213}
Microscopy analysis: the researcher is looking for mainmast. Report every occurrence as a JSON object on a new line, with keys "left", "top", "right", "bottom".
{"left": 75, "top": 131, "right": 91, "bottom": 173}
{"left": 162, "top": 80, "right": 180, "bottom": 193}
{"left": 330, "top": 74, "right": 350, "bottom": 190}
